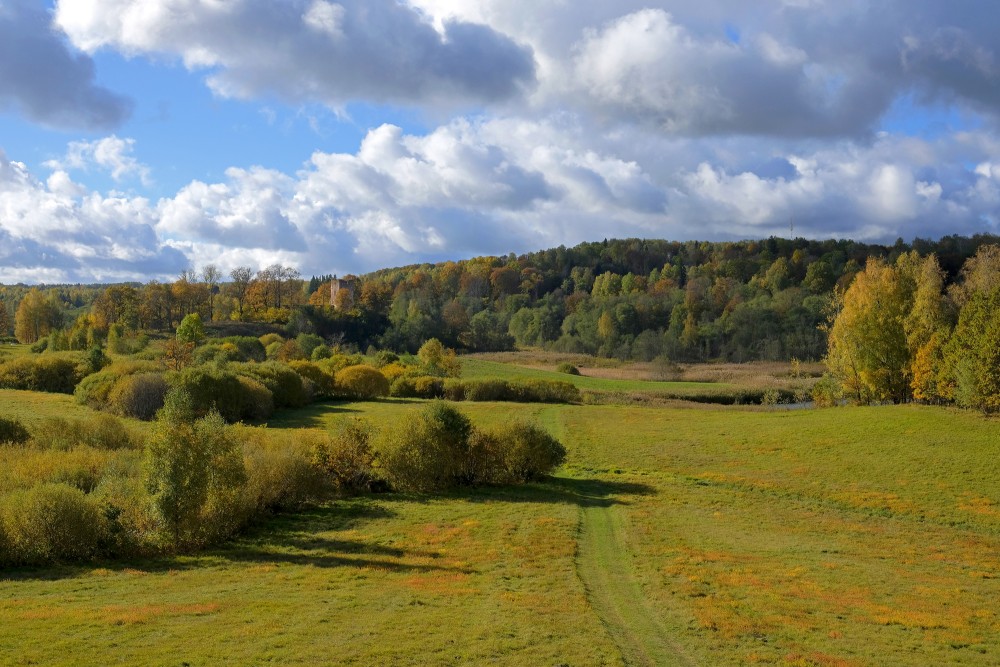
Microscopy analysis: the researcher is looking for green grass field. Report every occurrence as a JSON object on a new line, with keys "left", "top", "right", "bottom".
{"left": 461, "top": 357, "right": 726, "bottom": 396}
{"left": 0, "top": 389, "right": 94, "bottom": 423}
{"left": 3, "top": 389, "right": 999, "bottom": 664}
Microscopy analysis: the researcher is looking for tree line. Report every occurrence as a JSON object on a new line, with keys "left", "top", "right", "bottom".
{"left": 2, "top": 234, "right": 999, "bottom": 366}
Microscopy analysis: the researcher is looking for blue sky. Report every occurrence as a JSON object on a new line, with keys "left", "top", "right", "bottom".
{"left": 2, "top": 0, "right": 1000, "bottom": 283}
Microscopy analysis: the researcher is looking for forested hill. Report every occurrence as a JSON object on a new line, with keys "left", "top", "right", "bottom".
{"left": 4, "top": 234, "right": 999, "bottom": 364}
{"left": 349, "top": 234, "right": 1000, "bottom": 362}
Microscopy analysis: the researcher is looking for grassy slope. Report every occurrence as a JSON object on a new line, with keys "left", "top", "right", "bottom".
{"left": 2, "top": 390, "right": 1000, "bottom": 665}
{"left": 0, "top": 389, "right": 93, "bottom": 424}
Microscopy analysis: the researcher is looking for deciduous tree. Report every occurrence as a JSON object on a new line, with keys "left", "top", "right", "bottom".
{"left": 825, "top": 258, "right": 914, "bottom": 404}
{"left": 14, "top": 289, "right": 62, "bottom": 344}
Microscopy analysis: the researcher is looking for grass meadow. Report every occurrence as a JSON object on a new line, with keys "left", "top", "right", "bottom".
{"left": 2, "top": 379, "right": 999, "bottom": 664}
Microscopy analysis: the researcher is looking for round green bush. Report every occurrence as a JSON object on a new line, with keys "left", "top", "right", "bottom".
{"left": 373, "top": 402, "right": 472, "bottom": 492}
{"left": 308, "top": 419, "right": 376, "bottom": 493}
{"left": 222, "top": 336, "right": 267, "bottom": 362}
{"left": 0, "top": 355, "right": 83, "bottom": 393}
{"left": 232, "top": 362, "right": 309, "bottom": 409}
{"left": 310, "top": 344, "right": 333, "bottom": 361}
{"left": 170, "top": 366, "right": 247, "bottom": 422}
{"left": 0, "top": 416, "right": 30, "bottom": 445}
{"left": 80, "top": 413, "right": 136, "bottom": 450}
{"left": 555, "top": 362, "right": 581, "bottom": 376}
{"left": 0, "top": 483, "right": 107, "bottom": 565}
{"left": 390, "top": 375, "right": 444, "bottom": 399}
{"left": 259, "top": 333, "right": 284, "bottom": 348}
{"left": 288, "top": 360, "right": 336, "bottom": 398}
{"left": 336, "top": 365, "right": 390, "bottom": 400}
{"left": 108, "top": 372, "right": 169, "bottom": 420}
{"left": 74, "top": 361, "right": 161, "bottom": 409}
{"left": 236, "top": 376, "right": 274, "bottom": 422}
{"left": 491, "top": 421, "right": 566, "bottom": 483}
{"left": 295, "top": 333, "right": 324, "bottom": 359}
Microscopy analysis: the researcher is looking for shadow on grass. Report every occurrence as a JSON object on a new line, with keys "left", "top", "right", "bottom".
{"left": 0, "top": 497, "right": 458, "bottom": 582}
{"left": 266, "top": 401, "right": 363, "bottom": 428}
{"left": 267, "top": 398, "right": 427, "bottom": 429}
{"left": 381, "top": 475, "right": 657, "bottom": 510}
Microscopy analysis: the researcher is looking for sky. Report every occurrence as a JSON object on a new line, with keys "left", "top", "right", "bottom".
{"left": 2, "top": 0, "right": 1000, "bottom": 284}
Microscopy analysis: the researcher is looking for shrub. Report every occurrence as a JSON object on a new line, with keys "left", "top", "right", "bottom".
{"left": 276, "top": 339, "right": 306, "bottom": 361}
{"left": 317, "top": 353, "right": 364, "bottom": 373}
{"left": 222, "top": 336, "right": 267, "bottom": 362}
{"left": 295, "top": 333, "right": 324, "bottom": 359}
{"left": 310, "top": 344, "right": 332, "bottom": 361}
{"left": 486, "top": 421, "right": 566, "bottom": 484}
{"left": 515, "top": 380, "right": 581, "bottom": 404}
{"left": 193, "top": 343, "right": 240, "bottom": 365}
{"left": 74, "top": 361, "right": 161, "bottom": 409}
{"left": 309, "top": 419, "right": 377, "bottom": 493}
{"left": 390, "top": 375, "right": 445, "bottom": 399}
{"left": 170, "top": 366, "right": 275, "bottom": 423}
{"left": 108, "top": 372, "right": 169, "bottom": 420}
{"left": 145, "top": 390, "right": 247, "bottom": 548}
{"left": 812, "top": 373, "right": 843, "bottom": 408}
{"left": 29, "top": 414, "right": 137, "bottom": 451}
{"left": 176, "top": 313, "right": 206, "bottom": 345}
{"left": 441, "top": 379, "right": 580, "bottom": 404}
{"left": 460, "top": 379, "right": 511, "bottom": 402}
{"left": 170, "top": 366, "right": 246, "bottom": 423}
{"left": 556, "top": 362, "right": 581, "bottom": 376}
{"left": 82, "top": 413, "right": 137, "bottom": 450}
{"left": 373, "top": 350, "right": 400, "bottom": 368}
{"left": 288, "top": 360, "right": 336, "bottom": 398}
{"left": 107, "top": 329, "right": 149, "bottom": 355}
{"left": 373, "top": 402, "right": 472, "bottom": 492}
{"left": 0, "top": 355, "right": 84, "bottom": 393}
{"left": 336, "top": 365, "right": 390, "bottom": 400}
{"left": 236, "top": 376, "right": 274, "bottom": 422}
{"left": 380, "top": 362, "right": 408, "bottom": 382}
{"left": 417, "top": 338, "right": 461, "bottom": 377}
{"left": 0, "top": 416, "right": 30, "bottom": 445}
{"left": 242, "top": 439, "right": 324, "bottom": 514}
{"left": 27, "top": 417, "right": 83, "bottom": 450}
{"left": 0, "top": 483, "right": 107, "bottom": 565}
{"left": 232, "top": 361, "right": 309, "bottom": 409}
{"left": 265, "top": 341, "right": 282, "bottom": 360}
{"left": 467, "top": 422, "right": 565, "bottom": 486}
{"left": 91, "top": 473, "right": 159, "bottom": 559}
{"left": 442, "top": 380, "right": 467, "bottom": 401}
{"left": 82, "top": 346, "right": 111, "bottom": 375}
{"left": 259, "top": 333, "right": 284, "bottom": 348}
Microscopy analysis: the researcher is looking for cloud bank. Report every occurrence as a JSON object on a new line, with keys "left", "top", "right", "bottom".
{"left": 0, "top": 0, "right": 131, "bottom": 130}
{"left": 54, "top": 0, "right": 536, "bottom": 108}
{"left": 1, "top": 1, "right": 1000, "bottom": 282}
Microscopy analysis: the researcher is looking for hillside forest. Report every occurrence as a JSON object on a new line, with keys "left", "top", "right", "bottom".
{"left": 1, "top": 234, "right": 999, "bottom": 411}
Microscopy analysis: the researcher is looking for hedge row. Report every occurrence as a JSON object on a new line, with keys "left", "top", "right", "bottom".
{"left": 73, "top": 361, "right": 398, "bottom": 423}
{"left": 0, "top": 355, "right": 87, "bottom": 394}
{"left": 390, "top": 376, "right": 580, "bottom": 404}
{"left": 311, "top": 402, "right": 566, "bottom": 493}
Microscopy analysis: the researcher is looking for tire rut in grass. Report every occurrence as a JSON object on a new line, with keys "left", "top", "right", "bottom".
{"left": 574, "top": 480, "right": 694, "bottom": 667}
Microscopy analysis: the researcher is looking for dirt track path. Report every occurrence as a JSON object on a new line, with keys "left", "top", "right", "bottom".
{"left": 574, "top": 480, "right": 695, "bottom": 667}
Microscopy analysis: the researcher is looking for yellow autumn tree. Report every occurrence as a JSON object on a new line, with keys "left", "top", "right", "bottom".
{"left": 903, "top": 253, "right": 953, "bottom": 403}
{"left": 940, "top": 245, "right": 1000, "bottom": 411}
{"left": 825, "top": 257, "right": 915, "bottom": 404}
{"left": 14, "top": 289, "right": 62, "bottom": 344}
